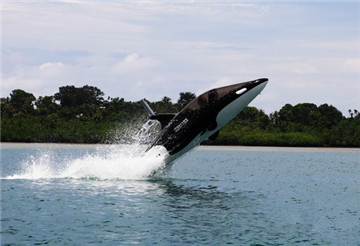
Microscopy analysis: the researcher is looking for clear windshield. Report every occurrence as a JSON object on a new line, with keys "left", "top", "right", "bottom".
{"left": 182, "top": 82, "right": 246, "bottom": 111}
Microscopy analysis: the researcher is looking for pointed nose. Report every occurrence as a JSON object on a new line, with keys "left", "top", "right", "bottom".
{"left": 244, "top": 78, "right": 268, "bottom": 91}
{"left": 251, "top": 78, "right": 268, "bottom": 85}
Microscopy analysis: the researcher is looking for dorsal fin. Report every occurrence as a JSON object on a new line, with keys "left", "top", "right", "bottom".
{"left": 140, "top": 99, "right": 155, "bottom": 116}
{"left": 150, "top": 114, "right": 176, "bottom": 129}
{"left": 140, "top": 99, "right": 175, "bottom": 129}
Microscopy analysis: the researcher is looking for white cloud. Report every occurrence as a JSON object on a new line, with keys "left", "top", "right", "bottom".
{"left": 39, "top": 62, "right": 64, "bottom": 70}
{"left": 39, "top": 62, "right": 65, "bottom": 78}
{"left": 113, "top": 53, "right": 159, "bottom": 74}
{"left": 2, "top": 62, "right": 70, "bottom": 97}
{"left": 2, "top": 76, "right": 44, "bottom": 94}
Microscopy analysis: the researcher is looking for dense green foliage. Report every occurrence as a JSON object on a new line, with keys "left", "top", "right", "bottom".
{"left": 1, "top": 86, "right": 359, "bottom": 147}
{"left": 215, "top": 104, "right": 359, "bottom": 147}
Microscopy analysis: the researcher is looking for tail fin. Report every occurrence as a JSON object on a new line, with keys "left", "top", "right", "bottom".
{"left": 141, "top": 99, "right": 175, "bottom": 129}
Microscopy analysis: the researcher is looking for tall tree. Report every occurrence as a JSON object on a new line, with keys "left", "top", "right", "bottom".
{"left": 80, "top": 85, "right": 104, "bottom": 105}
{"left": 9, "top": 89, "right": 36, "bottom": 113}
{"left": 54, "top": 85, "right": 77, "bottom": 107}
{"left": 54, "top": 85, "right": 104, "bottom": 107}
{"left": 1, "top": 97, "right": 12, "bottom": 117}
{"left": 318, "top": 104, "right": 344, "bottom": 128}
{"left": 35, "top": 96, "right": 58, "bottom": 114}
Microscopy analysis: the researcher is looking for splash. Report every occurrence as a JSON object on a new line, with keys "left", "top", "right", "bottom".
{"left": 4, "top": 120, "right": 169, "bottom": 180}
{"left": 61, "top": 145, "right": 169, "bottom": 180}
{"left": 4, "top": 144, "right": 168, "bottom": 180}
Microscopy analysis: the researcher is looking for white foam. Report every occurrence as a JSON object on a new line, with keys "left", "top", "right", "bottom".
{"left": 7, "top": 153, "right": 56, "bottom": 180}
{"left": 4, "top": 144, "right": 169, "bottom": 180}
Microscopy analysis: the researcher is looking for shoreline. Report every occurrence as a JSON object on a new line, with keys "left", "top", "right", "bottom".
{"left": 0, "top": 142, "right": 111, "bottom": 149}
{"left": 1, "top": 142, "right": 359, "bottom": 152}
{"left": 197, "top": 145, "right": 360, "bottom": 153}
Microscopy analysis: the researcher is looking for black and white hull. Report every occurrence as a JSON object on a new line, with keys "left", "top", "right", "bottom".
{"left": 142, "top": 78, "right": 269, "bottom": 165}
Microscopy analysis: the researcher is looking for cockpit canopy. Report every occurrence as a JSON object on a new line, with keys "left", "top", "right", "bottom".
{"left": 182, "top": 82, "right": 247, "bottom": 111}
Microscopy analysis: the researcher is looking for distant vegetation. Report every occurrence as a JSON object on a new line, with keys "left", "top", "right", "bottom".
{"left": 1, "top": 85, "right": 359, "bottom": 147}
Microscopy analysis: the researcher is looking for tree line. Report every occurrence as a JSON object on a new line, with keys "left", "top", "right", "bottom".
{"left": 1, "top": 85, "right": 359, "bottom": 147}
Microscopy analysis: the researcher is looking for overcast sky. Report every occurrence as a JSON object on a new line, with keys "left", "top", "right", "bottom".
{"left": 2, "top": 1, "right": 360, "bottom": 115}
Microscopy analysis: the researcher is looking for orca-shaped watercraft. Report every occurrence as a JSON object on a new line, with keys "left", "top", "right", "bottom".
{"left": 142, "top": 78, "right": 268, "bottom": 165}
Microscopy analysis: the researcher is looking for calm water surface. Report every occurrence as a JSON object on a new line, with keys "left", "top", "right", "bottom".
{"left": 1, "top": 143, "right": 359, "bottom": 245}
